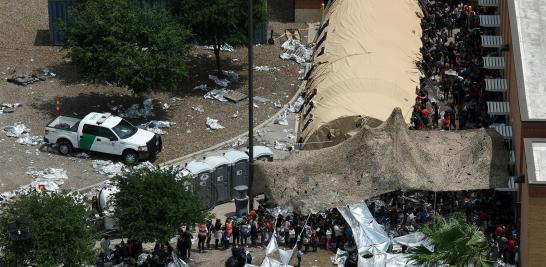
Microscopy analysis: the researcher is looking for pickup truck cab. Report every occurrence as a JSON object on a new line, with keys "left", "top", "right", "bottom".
{"left": 44, "top": 112, "right": 162, "bottom": 164}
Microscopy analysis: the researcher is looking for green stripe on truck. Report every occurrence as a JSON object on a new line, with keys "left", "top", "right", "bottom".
{"left": 79, "top": 134, "right": 95, "bottom": 150}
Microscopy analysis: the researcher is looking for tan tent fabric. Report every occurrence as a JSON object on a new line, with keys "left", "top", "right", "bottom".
{"left": 256, "top": 108, "right": 510, "bottom": 213}
{"left": 299, "top": 0, "right": 423, "bottom": 147}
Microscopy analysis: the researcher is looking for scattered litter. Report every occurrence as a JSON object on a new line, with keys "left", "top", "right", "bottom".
{"left": 206, "top": 117, "right": 224, "bottom": 130}
{"left": 192, "top": 105, "right": 204, "bottom": 113}
{"left": 204, "top": 89, "right": 229, "bottom": 102}
{"left": 133, "top": 161, "right": 155, "bottom": 171}
{"left": 6, "top": 69, "right": 56, "bottom": 86}
{"left": 26, "top": 168, "right": 68, "bottom": 192}
{"left": 287, "top": 133, "right": 295, "bottom": 140}
{"left": 232, "top": 58, "right": 240, "bottom": 62}
{"left": 41, "top": 68, "right": 56, "bottom": 77}
{"left": 0, "top": 103, "right": 22, "bottom": 114}
{"left": 92, "top": 160, "right": 126, "bottom": 178}
{"left": 253, "top": 103, "right": 259, "bottom": 108}
{"left": 288, "top": 96, "right": 305, "bottom": 113}
{"left": 232, "top": 110, "right": 239, "bottom": 118}
{"left": 16, "top": 134, "right": 43, "bottom": 146}
{"left": 162, "top": 103, "right": 170, "bottom": 110}
{"left": 253, "top": 96, "right": 269, "bottom": 103}
{"left": 208, "top": 75, "right": 229, "bottom": 88}
{"left": 204, "top": 43, "right": 234, "bottom": 52}
{"left": 274, "top": 110, "right": 289, "bottom": 126}
{"left": 119, "top": 99, "right": 154, "bottom": 119}
{"left": 230, "top": 137, "right": 248, "bottom": 148}
{"left": 273, "top": 100, "right": 282, "bottom": 108}
{"left": 138, "top": 120, "right": 174, "bottom": 135}
{"left": 193, "top": 84, "right": 208, "bottom": 92}
{"left": 222, "top": 70, "right": 239, "bottom": 82}
{"left": 3, "top": 122, "right": 30, "bottom": 137}
{"left": 274, "top": 141, "right": 287, "bottom": 151}
{"left": 254, "top": 66, "right": 279, "bottom": 72}
{"left": 72, "top": 151, "right": 90, "bottom": 159}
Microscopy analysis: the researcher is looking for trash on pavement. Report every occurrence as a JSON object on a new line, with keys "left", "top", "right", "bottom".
{"left": 0, "top": 103, "right": 22, "bottom": 114}
{"left": 230, "top": 137, "right": 248, "bottom": 148}
{"left": 274, "top": 110, "right": 288, "bottom": 126}
{"left": 16, "top": 133, "right": 43, "bottom": 146}
{"left": 3, "top": 122, "right": 30, "bottom": 137}
{"left": 138, "top": 120, "right": 174, "bottom": 135}
{"left": 273, "top": 100, "right": 282, "bottom": 108}
{"left": 204, "top": 89, "right": 229, "bottom": 102}
{"left": 288, "top": 96, "right": 305, "bottom": 113}
{"left": 204, "top": 43, "right": 235, "bottom": 52}
{"left": 206, "top": 117, "right": 224, "bottom": 130}
{"left": 92, "top": 160, "right": 126, "bottom": 178}
{"left": 232, "top": 110, "right": 239, "bottom": 118}
{"left": 274, "top": 141, "right": 287, "bottom": 151}
{"left": 254, "top": 66, "right": 279, "bottom": 72}
{"left": 192, "top": 105, "right": 204, "bottom": 113}
{"left": 119, "top": 99, "right": 154, "bottom": 119}
{"left": 208, "top": 74, "right": 229, "bottom": 88}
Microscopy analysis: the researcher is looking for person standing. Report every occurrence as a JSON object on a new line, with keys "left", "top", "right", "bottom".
{"left": 214, "top": 219, "right": 222, "bottom": 249}
{"left": 251, "top": 219, "right": 259, "bottom": 247}
{"left": 183, "top": 229, "right": 193, "bottom": 260}
{"left": 100, "top": 235, "right": 111, "bottom": 261}
{"left": 206, "top": 220, "right": 213, "bottom": 249}
{"left": 325, "top": 227, "right": 332, "bottom": 250}
{"left": 296, "top": 249, "right": 302, "bottom": 267}
{"left": 198, "top": 222, "right": 208, "bottom": 252}
{"left": 225, "top": 218, "right": 233, "bottom": 249}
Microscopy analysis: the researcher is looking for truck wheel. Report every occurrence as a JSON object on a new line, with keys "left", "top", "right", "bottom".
{"left": 57, "top": 141, "right": 72, "bottom": 155}
{"left": 123, "top": 150, "right": 138, "bottom": 165}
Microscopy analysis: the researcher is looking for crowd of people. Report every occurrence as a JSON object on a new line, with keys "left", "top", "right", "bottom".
{"left": 411, "top": 0, "right": 504, "bottom": 131}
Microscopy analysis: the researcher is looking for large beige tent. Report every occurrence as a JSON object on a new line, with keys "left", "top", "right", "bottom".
{"left": 299, "top": 0, "right": 423, "bottom": 148}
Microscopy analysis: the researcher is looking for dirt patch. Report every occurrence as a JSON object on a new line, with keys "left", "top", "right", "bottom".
{"left": 0, "top": 0, "right": 307, "bottom": 192}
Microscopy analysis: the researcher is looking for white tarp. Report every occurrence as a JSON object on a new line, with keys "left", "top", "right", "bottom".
{"left": 278, "top": 248, "right": 293, "bottom": 266}
{"left": 288, "top": 96, "right": 304, "bottom": 113}
{"left": 222, "top": 70, "right": 239, "bottom": 82}
{"left": 265, "top": 231, "right": 279, "bottom": 255}
{"left": 92, "top": 160, "right": 126, "bottom": 178}
{"left": 206, "top": 117, "right": 224, "bottom": 130}
{"left": 119, "top": 99, "right": 154, "bottom": 119}
{"left": 274, "top": 110, "right": 288, "bottom": 126}
{"left": 255, "top": 66, "right": 279, "bottom": 72}
{"left": 138, "top": 120, "right": 174, "bottom": 135}
{"left": 331, "top": 248, "right": 349, "bottom": 266}
{"left": 204, "top": 89, "right": 229, "bottom": 102}
{"left": 204, "top": 43, "right": 234, "bottom": 52}
{"left": 209, "top": 74, "right": 230, "bottom": 88}
{"left": 26, "top": 168, "right": 68, "bottom": 192}
{"left": 392, "top": 232, "right": 434, "bottom": 252}
{"left": 169, "top": 252, "right": 189, "bottom": 267}
{"left": 194, "top": 84, "right": 208, "bottom": 92}
{"left": 16, "top": 133, "right": 43, "bottom": 146}
{"left": 4, "top": 122, "right": 30, "bottom": 137}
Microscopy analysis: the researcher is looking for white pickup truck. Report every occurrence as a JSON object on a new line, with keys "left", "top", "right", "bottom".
{"left": 44, "top": 112, "right": 162, "bottom": 164}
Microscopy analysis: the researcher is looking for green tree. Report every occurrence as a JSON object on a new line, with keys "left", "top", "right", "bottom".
{"left": 172, "top": 0, "right": 267, "bottom": 76}
{"left": 112, "top": 167, "right": 209, "bottom": 243}
{"left": 407, "top": 216, "right": 492, "bottom": 267}
{"left": 64, "top": 0, "right": 191, "bottom": 94}
{"left": 0, "top": 192, "right": 95, "bottom": 266}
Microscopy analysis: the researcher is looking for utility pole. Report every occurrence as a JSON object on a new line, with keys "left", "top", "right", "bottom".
{"left": 247, "top": 0, "right": 255, "bottom": 211}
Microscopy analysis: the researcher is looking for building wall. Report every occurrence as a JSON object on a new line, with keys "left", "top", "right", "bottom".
{"left": 267, "top": 0, "right": 295, "bottom": 22}
{"left": 295, "top": 0, "right": 323, "bottom": 22}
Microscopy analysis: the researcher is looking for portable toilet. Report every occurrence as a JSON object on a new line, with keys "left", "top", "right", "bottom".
{"left": 224, "top": 150, "right": 250, "bottom": 197}
{"left": 251, "top": 145, "right": 274, "bottom": 161}
{"left": 204, "top": 155, "right": 231, "bottom": 204}
{"left": 185, "top": 161, "right": 214, "bottom": 209}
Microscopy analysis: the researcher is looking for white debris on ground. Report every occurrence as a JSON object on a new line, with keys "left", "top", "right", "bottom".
{"left": 204, "top": 89, "right": 229, "bottom": 102}
{"left": 3, "top": 122, "right": 30, "bottom": 137}
{"left": 26, "top": 167, "right": 68, "bottom": 192}
{"left": 16, "top": 134, "right": 43, "bottom": 146}
{"left": 288, "top": 96, "right": 305, "bottom": 113}
{"left": 208, "top": 75, "right": 229, "bottom": 88}
{"left": 203, "top": 43, "right": 235, "bottom": 52}
{"left": 253, "top": 103, "right": 259, "bottom": 108}
{"left": 205, "top": 117, "right": 224, "bottom": 130}
{"left": 274, "top": 140, "right": 287, "bottom": 151}
{"left": 232, "top": 110, "right": 239, "bottom": 118}
{"left": 192, "top": 105, "right": 204, "bottom": 113}
{"left": 273, "top": 100, "right": 282, "bottom": 108}
{"left": 92, "top": 160, "right": 126, "bottom": 178}
{"left": 0, "top": 103, "right": 22, "bottom": 114}
{"left": 193, "top": 84, "right": 208, "bottom": 92}
{"left": 91, "top": 160, "right": 157, "bottom": 178}
{"left": 161, "top": 103, "right": 170, "bottom": 110}
{"left": 254, "top": 66, "right": 279, "bottom": 72}
{"left": 119, "top": 98, "right": 154, "bottom": 119}
{"left": 274, "top": 110, "right": 289, "bottom": 126}
{"left": 279, "top": 38, "right": 313, "bottom": 66}
{"left": 229, "top": 136, "right": 248, "bottom": 148}
{"left": 222, "top": 70, "right": 239, "bottom": 82}
{"left": 138, "top": 120, "right": 175, "bottom": 135}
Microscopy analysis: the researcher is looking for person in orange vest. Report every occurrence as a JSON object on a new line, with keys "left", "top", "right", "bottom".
{"left": 198, "top": 222, "right": 209, "bottom": 253}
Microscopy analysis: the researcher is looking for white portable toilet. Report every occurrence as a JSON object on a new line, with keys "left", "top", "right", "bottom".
{"left": 251, "top": 145, "right": 274, "bottom": 161}
{"left": 204, "top": 155, "right": 231, "bottom": 204}
{"left": 185, "top": 161, "right": 214, "bottom": 209}
{"left": 224, "top": 150, "right": 249, "bottom": 198}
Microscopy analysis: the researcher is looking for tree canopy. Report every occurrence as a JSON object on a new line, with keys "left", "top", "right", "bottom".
{"left": 0, "top": 192, "right": 95, "bottom": 266}
{"left": 65, "top": 0, "right": 191, "bottom": 94}
{"left": 112, "top": 167, "right": 210, "bottom": 243}
{"left": 171, "top": 0, "right": 268, "bottom": 75}
{"left": 407, "top": 216, "right": 492, "bottom": 267}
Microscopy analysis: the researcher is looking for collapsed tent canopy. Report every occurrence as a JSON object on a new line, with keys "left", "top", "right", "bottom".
{"left": 298, "top": 0, "right": 423, "bottom": 149}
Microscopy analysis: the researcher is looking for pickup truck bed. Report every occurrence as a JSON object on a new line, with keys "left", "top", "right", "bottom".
{"left": 47, "top": 116, "right": 80, "bottom": 132}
